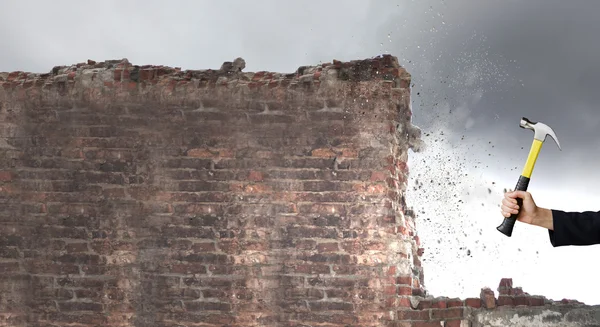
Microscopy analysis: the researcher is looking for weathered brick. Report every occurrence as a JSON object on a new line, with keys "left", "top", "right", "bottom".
{"left": 396, "top": 309, "right": 429, "bottom": 320}
{"left": 74, "top": 289, "right": 101, "bottom": 299}
{"left": 398, "top": 286, "right": 413, "bottom": 296}
{"left": 25, "top": 262, "right": 79, "bottom": 275}
{"left": 412, "top": 322, "right": 447, "bottom": 327}
{"left": 430, "top": 307, "right": 464, "bottom": 320}
{"left": 169, "top": 263, "right": 208, "bottom": 275}
{"left": 54, "top": 253, "right": 104, "bottom": 265}
{"left": 465, "top": 298, "right": 482, "bottom": 308}
{"left": 480, "top": 287, "right": 496, "bottom": 309}
{"left": 288, "top": 264, "right": 331, "bottom": 274}
{"left": 316, "top": 242, "right": 339, "bottom": 252}
{"left": 46, "top": 226, "right": 88, "bottom": 239}
{"left": 0, "top": 261, "right": 20, "bottom": 273}
{"left": 447, "top": 299, "right": 463, "bottom": 307}
{"left": 514, "top": 295, "right": 528, "bottom": 306}
{"left": 308, "top": 301, "right": 354, "bottom": 311}
{"left": 0, "top": 171, "right": 12, "bottom": 181}
{"left": 286, "top": 226, "right": 338, "bottom": 239}
{"left": 498, "top": 295, "right": 514, "bottom": 306}
{"left": 0, "top": 246, "right": 20, "bottom": 258}
{"left": 44, "top": 313, "right": 108, "bottom": 325}
{"left": 184, "top": 301, "right": 232, "bottom": 312}
{"left": 162, "top": 226, "right": 215, "bottom": 239}
{"left": 192, "top": 242, "right": 216, "bottom": 252}
{"left": 58, "top": 301, "right": 104, "bottom": 312}
{"left": 445, "top": 320, "right": 469, "bottom": 327}
{"left": 179, "top": 253, "right": 230, "bottom": 264}
{"left": 66, "top": 242, "right": 89, "bottom": 253}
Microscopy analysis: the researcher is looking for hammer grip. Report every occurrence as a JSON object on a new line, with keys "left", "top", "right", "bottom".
{"left": 497, "top": 175, "right": 530, "bottom": 237}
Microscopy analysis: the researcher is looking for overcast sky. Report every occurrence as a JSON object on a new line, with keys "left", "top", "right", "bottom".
{"left": 2, "top": 0, "right": 599, "bottom": 304}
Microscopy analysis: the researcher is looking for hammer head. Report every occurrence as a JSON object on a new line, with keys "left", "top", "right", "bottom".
{"left": 520, "top": 117, "right": 561, "bottom": 150}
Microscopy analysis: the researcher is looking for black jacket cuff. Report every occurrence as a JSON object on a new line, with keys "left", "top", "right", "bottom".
{"left": 548, "top": 209, "right": 568, "bottom": 247}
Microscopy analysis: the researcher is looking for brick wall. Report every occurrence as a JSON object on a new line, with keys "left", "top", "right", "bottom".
{"left": 1, "top": 55, "right": 597, "bottom": 327}
{"left": 0, "top": 55, "right": 427, "bottom": 326}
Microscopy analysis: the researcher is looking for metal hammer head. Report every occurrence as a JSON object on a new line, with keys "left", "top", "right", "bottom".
{"left": 520, "top": 117, "right": 561, "bottom": 150}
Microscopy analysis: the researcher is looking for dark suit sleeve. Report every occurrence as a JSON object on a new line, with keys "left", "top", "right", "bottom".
{"left": 548, "top": 209, "right": 600, "bottom": 246}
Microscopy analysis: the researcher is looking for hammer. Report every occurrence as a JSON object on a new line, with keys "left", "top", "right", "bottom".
{"left": 497, "top": 117, "right": 561, "bottom": 237}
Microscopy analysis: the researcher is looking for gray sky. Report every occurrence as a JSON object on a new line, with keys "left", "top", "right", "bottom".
{"left": 2, "top": 0, "right": 599, "bottom": 304}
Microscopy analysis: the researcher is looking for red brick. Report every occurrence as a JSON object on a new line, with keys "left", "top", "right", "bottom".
{"left": 396, "top": 309, "right": 429, "bottom": 320}
{"left": 417, "top": 300, "right": 432, "bottom": 310}
{"left": 498, "top": 295, "right": 514, "bottom": 306}
{"left": 247, "top": 171, "right": 264, "bottom": 181}
{"left": 58, "top": 301, "right": 104, "bottom": 312}
{"left": 317, "top": 242, "right": 339, "bottom": 252}
{"left": 447, "top": 299, "right": 463, "bottom": 307}
{"left": 386, "top": 266, "right": 396, "bottom": 276}
{"left": 514, "top": 296, "right": 528, "bottom": 306}
{"left": 412, "top": 322, "right": 445, "bottom": 327}
{"left": 528, "top": 296, "right": 545, "bottom": 306}
{"left": 465, "top": 298, "right": 482, "bottom": 308}
{"left": 170, "top": 263, "right": 207, "bottom": 274}
{"left": 444, "top": 320, "right": 465, "bottom": 327}
{"left": 339, "top": 148, "right": 358, "bottom": 158}
{"left": 397, "top": 286, "right": 412, "bottom": 296}
{"left": 398, "top": 297, "right": 412, "bottom": 308}
{"left": 186, "top": 148, "right": 215, "bottom": 158}
{"left": 311, "top": 148, "right": 336, "bottom": 158}
{"left": 293, "top": 264, "right": 331, "bottom": 274}
{"left": 382, "top": 285, "right": 397, "bottom": 296}
{"left": 66, "top": 243, "right": 89, "bottom": 253}
{"left": 498, "top": 278, "right": 513, "bottom": 288}
{"left": 0, "top": 171, "right": 12, "bottom": 182}
{"left": 243, "top": 183, "right": 272, "bottom": 193}
{"left": 397, "top": 275, "right": 412, "bottom": 286}
{"left": 0, "top": 262, "right": 20, "bottom": 273}
{"left": 430, "top": 307, "right": 464, "bottom": 320}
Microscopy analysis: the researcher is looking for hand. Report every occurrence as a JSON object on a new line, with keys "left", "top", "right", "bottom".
{"left": 500, "top": 190, "right": 554, "bottom": 230}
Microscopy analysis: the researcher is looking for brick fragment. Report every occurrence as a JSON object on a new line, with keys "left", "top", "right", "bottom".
{"left": 480, "top": 287, "right": 496, "bottom": 309}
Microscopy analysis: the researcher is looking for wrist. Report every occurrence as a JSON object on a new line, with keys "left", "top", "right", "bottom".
{"left": 533, "top": 207, "right": 553, "bottom": 230}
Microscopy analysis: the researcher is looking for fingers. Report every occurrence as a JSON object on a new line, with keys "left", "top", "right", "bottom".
{"left": 501, "top": 190, "right": 524, "bottom": 217}
{"left": 503, "top": 191, "right": 519, "bottom": 205}
{"left": 504, "top": 190, "right": 530, "bottom": 201}
{"left": 500, "top": 199, "right": 519, "bottom": 217}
